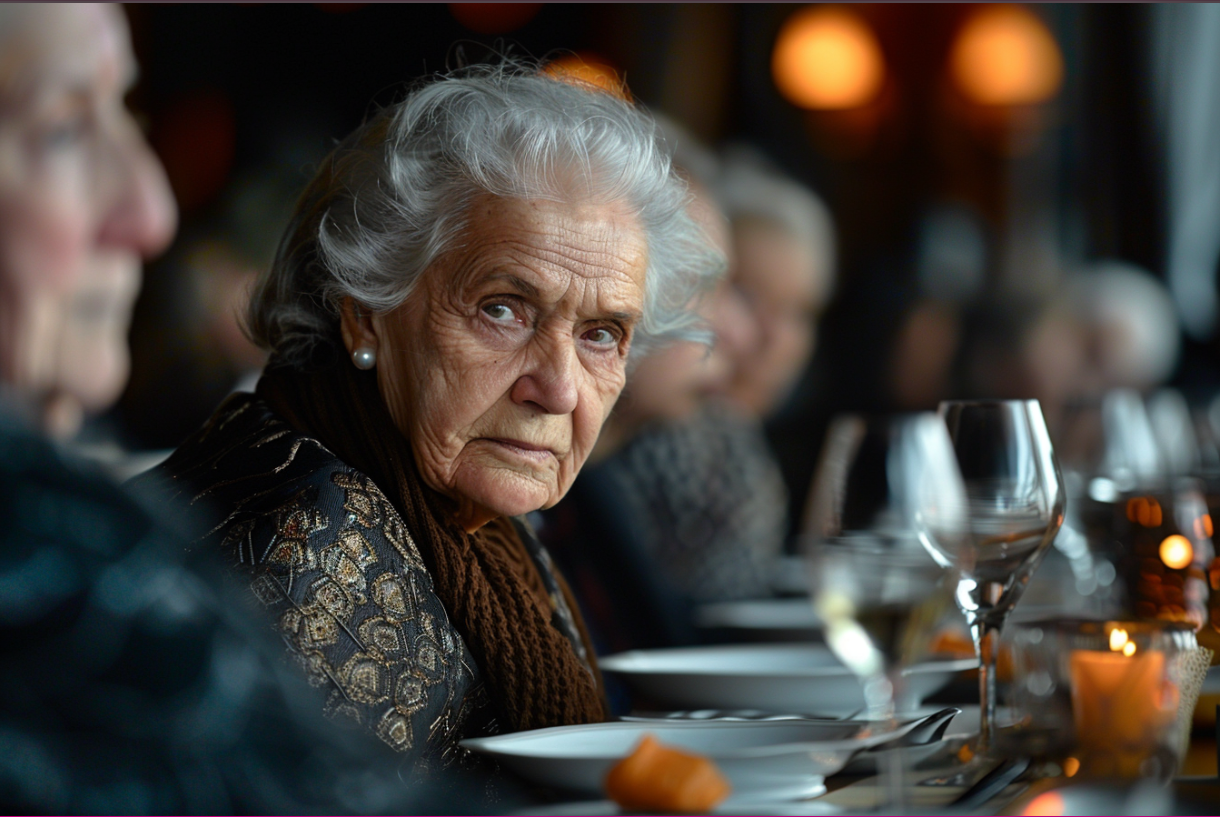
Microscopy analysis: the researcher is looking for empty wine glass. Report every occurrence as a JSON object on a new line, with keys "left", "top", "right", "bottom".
{"left": 804, "top": 413, "right": 966, "bottom": 810}
{"left": 931, "top": 399, "right": 1066, "bottom": 756}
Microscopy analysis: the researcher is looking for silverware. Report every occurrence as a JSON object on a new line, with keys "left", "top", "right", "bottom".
{"left": 948, "top": 756, "right": 1031, "bottom": 808}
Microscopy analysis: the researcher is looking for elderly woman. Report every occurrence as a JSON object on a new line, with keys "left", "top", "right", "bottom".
{"left": 141, "top": 63, "right": 722, "bottom": 768}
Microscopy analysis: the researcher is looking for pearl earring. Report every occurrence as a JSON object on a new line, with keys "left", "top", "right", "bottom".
{"left": 352, "top": 347, "right": 377, "bottom": 370}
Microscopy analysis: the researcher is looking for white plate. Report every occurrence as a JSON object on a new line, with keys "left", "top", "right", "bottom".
{"left": 599, "top": 643, "right": 977, "bottom": 716}
{"left": 462, "top": 719, "right": 907, "bottom": 803}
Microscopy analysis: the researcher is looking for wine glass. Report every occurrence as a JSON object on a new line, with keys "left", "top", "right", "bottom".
{"left": 932, "top": 400, "right": 1066, "bottom": 756}
{"left": 804, "top": 413, "right": 966, "bottom": 810}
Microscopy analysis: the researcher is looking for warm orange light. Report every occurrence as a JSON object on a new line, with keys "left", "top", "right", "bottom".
{"left": 950, "top": 4, "right": 1064, "bottom": 106}
{"left": 543, "top": 54, "right": 630, "bottom": 101}
{"left": 1062, "top": 756, "right": 1080, "bottom": 777}
{"left": 1195, "top": 514, "right": 1214, "bottom": 540}
{"left": 772, "top": 6, "right": 885, "bottom": 110}
{"left": 1022, "top": 791, "right": 1065, "bottom": 817}
{"left": 448, "top": 3, "right": 540, "bottom": 35}
{"left": 1126, "top": 496, "right": 1163, "bottom": 528}
{"left": 1160, "top": 535, "right": 1194, "bottom": 570}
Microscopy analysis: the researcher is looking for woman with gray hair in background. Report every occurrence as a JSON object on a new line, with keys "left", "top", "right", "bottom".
{"left": 139, "top": 62, "right": 724, "bottom": 769}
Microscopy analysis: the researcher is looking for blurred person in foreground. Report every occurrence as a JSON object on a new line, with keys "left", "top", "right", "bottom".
{"left": 136, "top": 62, "right": 723, "bottom": 766}
{"left": 0, "top": 6, "right": 487, "bottom": 812}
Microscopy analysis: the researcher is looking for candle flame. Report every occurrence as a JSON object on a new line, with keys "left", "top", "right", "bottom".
{"left": 1123, "top": 641, "right": 1136, "bottom": 657}
{"left": 1109, "top": 628, "right": 1129, "bottom": 652}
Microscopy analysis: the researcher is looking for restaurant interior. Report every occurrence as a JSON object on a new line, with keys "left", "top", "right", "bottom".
{"left": 7, "top": 3, "right": 1220, "bottom": 814}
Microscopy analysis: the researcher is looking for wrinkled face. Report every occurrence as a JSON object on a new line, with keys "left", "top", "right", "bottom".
{"left": 0, "top": 4, "right": 176, "bottom": 425}
{"left": 727, "top": 218, "right": 827, "bottom": 417}
{"left": 357, "top": 195, "right": 648, "bottom": 529}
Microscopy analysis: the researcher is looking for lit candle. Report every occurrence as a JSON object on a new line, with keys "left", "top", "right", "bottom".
{"left": 1068, "top": 627, "right": 1179, "bottom": 771}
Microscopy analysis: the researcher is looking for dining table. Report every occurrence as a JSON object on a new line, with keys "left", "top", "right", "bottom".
{"left": 473, "top": 639, "right": 1220, "bottom": 816}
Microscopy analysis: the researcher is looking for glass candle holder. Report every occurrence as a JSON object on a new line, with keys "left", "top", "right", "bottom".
{"left": 1006, "top": 618, "right": 1197, "bottom": 781}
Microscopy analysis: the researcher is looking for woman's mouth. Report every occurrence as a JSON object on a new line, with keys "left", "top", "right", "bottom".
{"left": 485, "top": 438, "right": 556, "bottom": 463}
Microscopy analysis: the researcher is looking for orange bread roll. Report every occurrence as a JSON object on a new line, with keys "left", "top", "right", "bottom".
{"left": 604, "top": 734, "right": 732, "bottom": 813}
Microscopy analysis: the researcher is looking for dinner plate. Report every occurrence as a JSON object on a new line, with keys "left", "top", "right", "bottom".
{"left": 462, "top": 719, "right": 908, "bottom": 803}
{"left": 599, "top": 643, "right": 977, "bottom": 715}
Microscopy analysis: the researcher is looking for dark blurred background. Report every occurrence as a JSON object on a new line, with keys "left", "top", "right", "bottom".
{"left": 107, "top": 4, "right": 1220, "bottom": 525}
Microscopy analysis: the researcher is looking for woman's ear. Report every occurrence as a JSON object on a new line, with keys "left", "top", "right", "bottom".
{"left": 339, "top": 297, "right": 377, "bottom": 354}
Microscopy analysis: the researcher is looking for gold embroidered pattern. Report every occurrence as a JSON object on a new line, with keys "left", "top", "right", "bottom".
{"left": 371, "top": 572, "right": 412, "bottom": 620}
{"left": 339, "top": 653, "right": 390, "bottom": 705}
{"left": 376, "top": 709, "right": 414, "bottom": 751}
{"left": 168, "top": 397, "right": 493, "bottom": 764}
{"left": 358, "top": 616, "right": 406, "bottom": 660}
{"left": 319, "top": 545, "right": 368, "bottom": 605}
{"left": 332, "top": 471, "right": 384, "bottom": 529}
{"left": 308, "top": 576, "right": 354, "bottom": 621}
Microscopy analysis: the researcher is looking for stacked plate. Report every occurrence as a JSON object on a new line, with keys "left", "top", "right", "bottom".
{"left": 598, "top": 643, "right": 976, "bottom": 716}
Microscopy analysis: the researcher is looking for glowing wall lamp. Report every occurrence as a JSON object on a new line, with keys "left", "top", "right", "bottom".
{"left": 772, "top": 6, "right": 886, "bottom": 110}
{"left": 950, "top": 4, "right": 1064, "bottom": 107}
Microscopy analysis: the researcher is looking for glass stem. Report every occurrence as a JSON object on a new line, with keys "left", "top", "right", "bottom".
{"left": 884, "top": 670, "right": 907, "bottom": 814}
{"left": 973, "top": 618, "right": 1002, "bottom": 756}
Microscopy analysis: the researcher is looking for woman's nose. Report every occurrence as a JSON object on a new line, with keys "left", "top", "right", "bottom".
{"left": 96, "top": 117, "right": 178, "bottom": 259}
{"left": 510, "top": 335, "right": 580, "bottom": 415}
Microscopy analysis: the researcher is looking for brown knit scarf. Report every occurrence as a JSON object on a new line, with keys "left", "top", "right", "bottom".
{"left": 256, "top": 358, "right": 609, "bottom": 731}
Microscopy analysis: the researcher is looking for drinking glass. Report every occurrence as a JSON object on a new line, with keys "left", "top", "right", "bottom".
{"left": 931, "top": 399, "right": 1066, "bottom": 755}
{"left": 804, "top": 413, "right": 966, "bottom": 810}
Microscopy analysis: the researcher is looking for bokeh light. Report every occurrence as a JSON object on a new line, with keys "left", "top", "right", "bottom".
{"left": 950, "top": 4, "right": 1064, "bottom": 106}
{"left": 449, "top": 3, "right": 540, "bottom": 35}
{"left": 543, "top": 53, "right": 630, "bottom": 100}
{"left": 1021, "top": 791, "right": 1066, "bottom": 816}
{"left": 1160, "top": 534, "right": 1194, "bottom": 570}
{"left": 1126, "top": 496, "right": 1162, "bottom": 527}
{"left": 772, "top": 5, "right": 885, "bottom": 110}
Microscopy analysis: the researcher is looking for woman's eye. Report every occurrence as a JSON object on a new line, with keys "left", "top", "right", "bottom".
{"left": 481, "top": 303, "right": 518, "bottom": 323}
{"left": 583, "top": 327, "right": 618, "bottom": 346}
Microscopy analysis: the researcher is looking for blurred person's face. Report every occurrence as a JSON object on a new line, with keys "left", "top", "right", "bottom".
{"left": 727, "top": 218, "right": 828, "bottom": 417}
{"left": 1023, "top": 309, "right": 1086, "bottom": 418}
{"left": 0, "top": 4, "right": 176, "bottom": 434}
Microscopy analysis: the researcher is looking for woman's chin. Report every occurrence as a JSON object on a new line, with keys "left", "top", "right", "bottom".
{"left": 451, "top": 466, "right": 556, "bottom": 522}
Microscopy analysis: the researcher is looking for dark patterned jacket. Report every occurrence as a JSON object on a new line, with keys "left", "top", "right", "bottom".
{"left": 0, "top": 402, "right": 509, "bottom": 813}
{"left": 134, "top": 393, "right": 504, "bottom": 773}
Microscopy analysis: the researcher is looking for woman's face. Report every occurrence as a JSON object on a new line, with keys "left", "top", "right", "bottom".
{"left": 352, "top": 195, "right": 648, "bottom": 530}
{"left": 0, "top": 4, "right": 176, "bottom": 424}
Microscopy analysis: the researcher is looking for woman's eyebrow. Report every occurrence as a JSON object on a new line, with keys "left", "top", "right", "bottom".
{"left": 484, "top": 272, "right": 541, "bottom": 299}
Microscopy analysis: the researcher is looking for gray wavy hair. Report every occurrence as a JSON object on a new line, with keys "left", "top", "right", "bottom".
{"left": 247, "top": 62, "right": 725, "bottom": 368}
